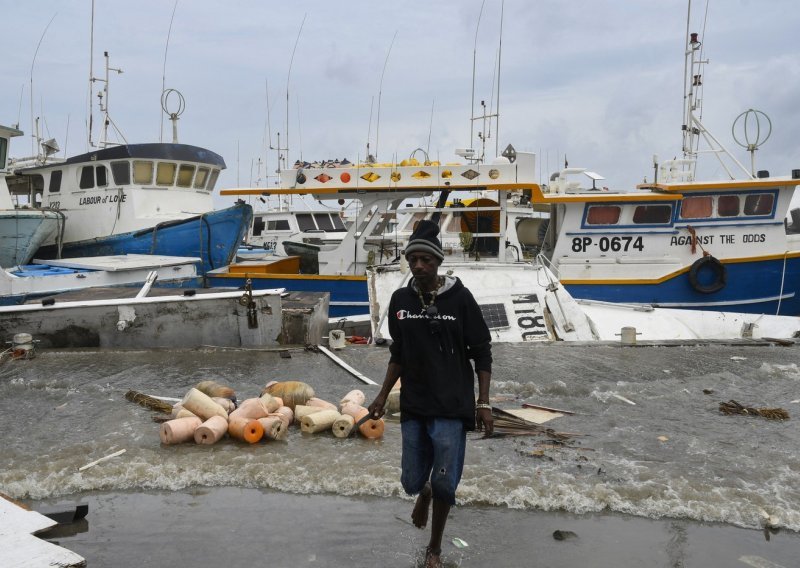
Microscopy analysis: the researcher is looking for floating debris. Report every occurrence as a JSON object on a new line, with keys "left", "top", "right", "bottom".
{"left": 490, "top": 407, "right": 580, "bottom": 440}
{"left": 451, "top": 537, "right": 469, "bottom": 549}
{"left": 552, "top": 530, "right": 578, "bottom": 541}
{"left": 125, "top": 390, "right": 174, "bottom": 414}
{"left": 719, "top": 400, "right": 789, "bottom": 420}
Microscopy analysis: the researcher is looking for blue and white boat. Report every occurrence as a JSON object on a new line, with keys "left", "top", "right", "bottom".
{"left": 533, "top": 26, "right": 800, "bottom": 316}
{"left": 5, "top": 52, "right": 251, "bottom": 276}
{"left": 0, "top": 124, "right": 61, "bottom": 268}
{"left": 6, "top": 143, "right": 252, "bottom": 276}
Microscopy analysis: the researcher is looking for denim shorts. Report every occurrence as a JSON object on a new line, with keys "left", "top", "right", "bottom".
{"left": 400, "top": 417, "right": 466, "bottom": 506}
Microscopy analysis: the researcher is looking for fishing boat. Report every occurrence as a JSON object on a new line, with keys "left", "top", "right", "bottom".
{"left": 212, "top": 150, "right": 540, "bottom": 318}
{"left": 0, "top": 253, "right": 200, "bottom": 306}
{"left": 4, "top": 53, "right": 252, "bottom": 276}
{"left": 532, "top": 25, "right": 800, "bottom": 316}
{"left": 0, "top": 124, "right": 61, "bottom": 268}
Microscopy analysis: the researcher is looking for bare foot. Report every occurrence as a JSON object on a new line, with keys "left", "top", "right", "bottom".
{"left": 411, "top": 481, "right": 432, "bottom": 528}
{"left": 424, "top": 546, "right": 442, "bottom": 568}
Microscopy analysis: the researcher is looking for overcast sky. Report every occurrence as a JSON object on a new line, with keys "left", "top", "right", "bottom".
{"left": 3, "top": 1, "right": 799, "bottom": 208}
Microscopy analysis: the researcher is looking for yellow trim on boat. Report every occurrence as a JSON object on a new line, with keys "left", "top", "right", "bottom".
{"left": 638, "top": 178, "right": 800, "bottom": 192}
{"left": 220, "top": 182, "right": 531, "bottom": 196}
{"left": 530, "top": 185, "right": 681, "bottom": 204}
{"left": 560, "top": 251, "right": 800, "bottom": 285}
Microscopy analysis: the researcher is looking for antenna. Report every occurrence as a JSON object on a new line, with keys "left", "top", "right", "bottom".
{"left": 88, "top": 0, "right": 94, "bottom": 149}
{"left": 495, "top": 0, "right": 504, "bottom": 156}
{"left": 426, "top": 100, "right": 435, "bottom": 157}
{"left": 365, "top": 95, "right": 375, "bottom": 162}
{"left": 375, "top": 30, "right": 398, "bottom": 161}
{"left": 285, "top": 13, "right": 307, "bottom": 169}
{"left": 91, "top": 51, "right": 125, "bottom": 147}
{"left": 469, "top": 0, "right": 486, "bottom": 156}
{"left": 160, "top": 0, "right": 179, "bottom": 143}
{"left": 30, "top": 13, "right": 57, "bottom": 159}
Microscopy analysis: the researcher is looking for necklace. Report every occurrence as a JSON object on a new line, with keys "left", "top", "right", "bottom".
{"left": 416, "top": 276, "right": 444, "bottom": 309}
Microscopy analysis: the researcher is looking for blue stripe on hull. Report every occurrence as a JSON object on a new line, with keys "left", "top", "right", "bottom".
{"left": 207, "top": 274, "right": 369, "bottom": 318}
{"left": 35, "top": 203, "right": 252, "bottom": 275}
{"left": 565, "top": 257, "right": 800, "bottom": 315}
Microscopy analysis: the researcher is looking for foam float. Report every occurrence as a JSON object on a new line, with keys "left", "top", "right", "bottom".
{"left": 341, "top": 403, "right": 384, "bottom": 439}
{"left": 300, "top": 409, "right": 342, "bottom": 433}
{"left": 339, "top": 389, "right": 365, "bottom": 408}
{"left": 332, "top": 414, "right": 356, "bottom": 438}
{"left": 293, "top": 404, "right": 325, "bottom": 424}
{"left": 181, "top": 388, "right": 228, "bottom": 421}
{"left": 228, "top": 415, "right": 264, "bottom": 443}
{"left": 257, "top": 416, "right": 286, "bottom": 440}
{"left": 262, "top": 381, "right": 314, "bottom": 410}
{"left": 306, "top": 397, "right": 338, "bottom": 411}
{"left": 194, "top": 415, "right": 228, "bottom": 445}
{"left": 160, "top": 416, "right": 202, "bottom": 444}
{"left": 229, "top": 397, "right": 269, "bottom": 420}
{"left": 195, "top": 380, "right": 237, "bottom": 404}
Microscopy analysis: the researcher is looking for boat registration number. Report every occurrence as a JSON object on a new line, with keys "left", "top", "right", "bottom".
{"left": 571, "top": 236, "right": 644, "bottom": 253}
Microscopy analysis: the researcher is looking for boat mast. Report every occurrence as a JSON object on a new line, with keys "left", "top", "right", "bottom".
{"left": 679, "top": 0, "right": 751, "bottom": 181}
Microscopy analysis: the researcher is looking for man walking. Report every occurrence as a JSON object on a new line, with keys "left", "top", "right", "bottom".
{"left": 368, "top": 220, "right": 493, "bottom": 568}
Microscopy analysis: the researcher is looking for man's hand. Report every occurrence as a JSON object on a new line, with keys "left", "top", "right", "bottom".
{"left": 367, "top": 393, "right": 388, "bottom": 420}
{"left": 476, "top": 407, "right": 493, "bottom": 438}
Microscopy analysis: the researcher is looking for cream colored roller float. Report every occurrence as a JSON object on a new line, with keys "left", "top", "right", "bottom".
{"left": 306, "top": 397, "right": 338, "bottom": 411}
{"left": 332, "top": 414, "right": 355, "bottom": 438}
{"left": 257, "top": 416, "right": 286, "bottom": 441}
{"left": 229, "top": 397, "right": 269, "bottom": 420}
{"left": 270, "top": 406, "right": 294, "bottom": 428}
{"left": 228, "top": 415, "right": 264, "bottom": 443}
{"left": 300, "top": 409, "right": 341, "bottom": 434}
{"left": 181, "top": 388, "right": 228, "bottom": 421}
{"left": 259, "top": 392, "right": 281, "bottom": 413}
{"left": 212, "top": 397, "right": 236, "bottom": 413}
{"left": 175, "top": 407, "right": 198, "bottom": 420}
{"left": 385, "top": 389, "right": 401, "bottom": 414}
{"left": 339, "top": 389, "right": 365, "bottom": 409}
{"left": 340, "top": 403, "right": 385, "bottom": 439}
{"left": 194, "top": 415, "right": 229, "bottom": 445}
{"left": 293, "top": 404, "right": 325, "bottom": 424}
{"left": 160, "top": 416, "right": 202, "bottom": 445}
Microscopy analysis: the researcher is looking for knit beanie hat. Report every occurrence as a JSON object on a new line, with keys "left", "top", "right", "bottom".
{"left": 405, "top": 219, "right": 444, "bottom": 261}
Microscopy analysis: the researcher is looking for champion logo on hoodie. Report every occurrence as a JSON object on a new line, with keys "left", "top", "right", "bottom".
{"left": 395, "top": 309, "right": 456, "bottom": 321}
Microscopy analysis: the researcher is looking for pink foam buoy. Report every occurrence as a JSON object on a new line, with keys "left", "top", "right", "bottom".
{"left": 339, "top": 389, "right": 365, "bottom": 409}
{"left": 181, "top": 388, "right": 228, "bottom": 421}
{"left": 160, "top": 416, "right": 202, "bottom": 445}
{"left": 194, "top": 415, "right": 229, "bottom": 445}
{"left": 306, "top": 397, "right": 338, "bottom": 411}
{"left": 258, "top": 416, "right": 286, "bottom": 441}
{"left": 229, "top": 397, "right": 268, "bottom": 421}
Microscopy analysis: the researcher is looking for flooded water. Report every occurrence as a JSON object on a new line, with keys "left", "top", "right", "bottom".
{"left": 1, "top": 342, "right": 799, "bottom": 565}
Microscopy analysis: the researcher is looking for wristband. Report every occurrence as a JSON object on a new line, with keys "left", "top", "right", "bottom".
{"left": 475, "top": 403, "right": 491, "bottom": 410}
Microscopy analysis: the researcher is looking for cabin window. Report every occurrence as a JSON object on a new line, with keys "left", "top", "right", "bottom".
{"left": 48, "top": 170, "right": 62, "bottom": 193}
{"left": 79, "top": 165, "right": 94, "bottom": 189}
{"left": 156, "top": 162, "right": 176, "bottom": 186}
{"left": 633, "top": 204, "right": 672, "bottom": 224}
{"left": 133, "top": 161, "right": 154, "bottom": 184}
{"left": 744, "top": 193, "right": 774, "bottom": 216}
{"left": 96, "top": 165, "right": 108, "bottom": 187}
{"left": 0, "top": 138, "right": 7, "bottom": 169}
{"left": 252, "top": 217, "right": 265, "bottom": 236}
{"left": 296, "top": 213, "right": 317, "bottom": 232}
{"left": 314, "top": 213, "right": 335, "bottom": 231}
{"left": 111, "top": 161, "right": 130, "bottom": 185}
{"left": 680, "top": 196, "right": 712, "bottom": 219}
{"left": 267, "top": 219, "right": 291, "bottom": 231}
{"left": 206, "top": 170, "right": 220, "bottom": 191}
{"left": 194, "top": 167, "right": 209, "bottom": 189}
{"left": 717, "top": 195, "right": 740, "bottom": 217}
{"left": 177, "top": 164, "right": 195, "bottom": 187}
{"left": 586, "top": 205, "right": 621, "bottom": 225}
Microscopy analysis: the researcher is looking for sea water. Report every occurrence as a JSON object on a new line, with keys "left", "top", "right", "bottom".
{"left": 1, "top": 343, "right": 798, "bottom": 533}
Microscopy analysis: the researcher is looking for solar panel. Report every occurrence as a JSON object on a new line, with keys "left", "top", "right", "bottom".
{"left": 480, "top": 303, "right": 509, "bottom": 329}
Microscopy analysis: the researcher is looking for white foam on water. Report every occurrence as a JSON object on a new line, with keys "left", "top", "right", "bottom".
{"left": 757, "top": 362, "right": 800, "bottom": 379}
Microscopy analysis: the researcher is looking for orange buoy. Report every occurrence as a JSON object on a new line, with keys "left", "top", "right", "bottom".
{"left": 228, "top": 415, "right": 264, "bottom": 444}
{"left": 340, "top": 403, "right": 385, "bottom": 439}
{"left": 194, "top": 415, "right": 229, "bottom": 445}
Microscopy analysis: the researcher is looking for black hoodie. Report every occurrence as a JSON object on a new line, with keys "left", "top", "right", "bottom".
{"left": 388, "top": 276, "right": 492, "bottom": 430}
